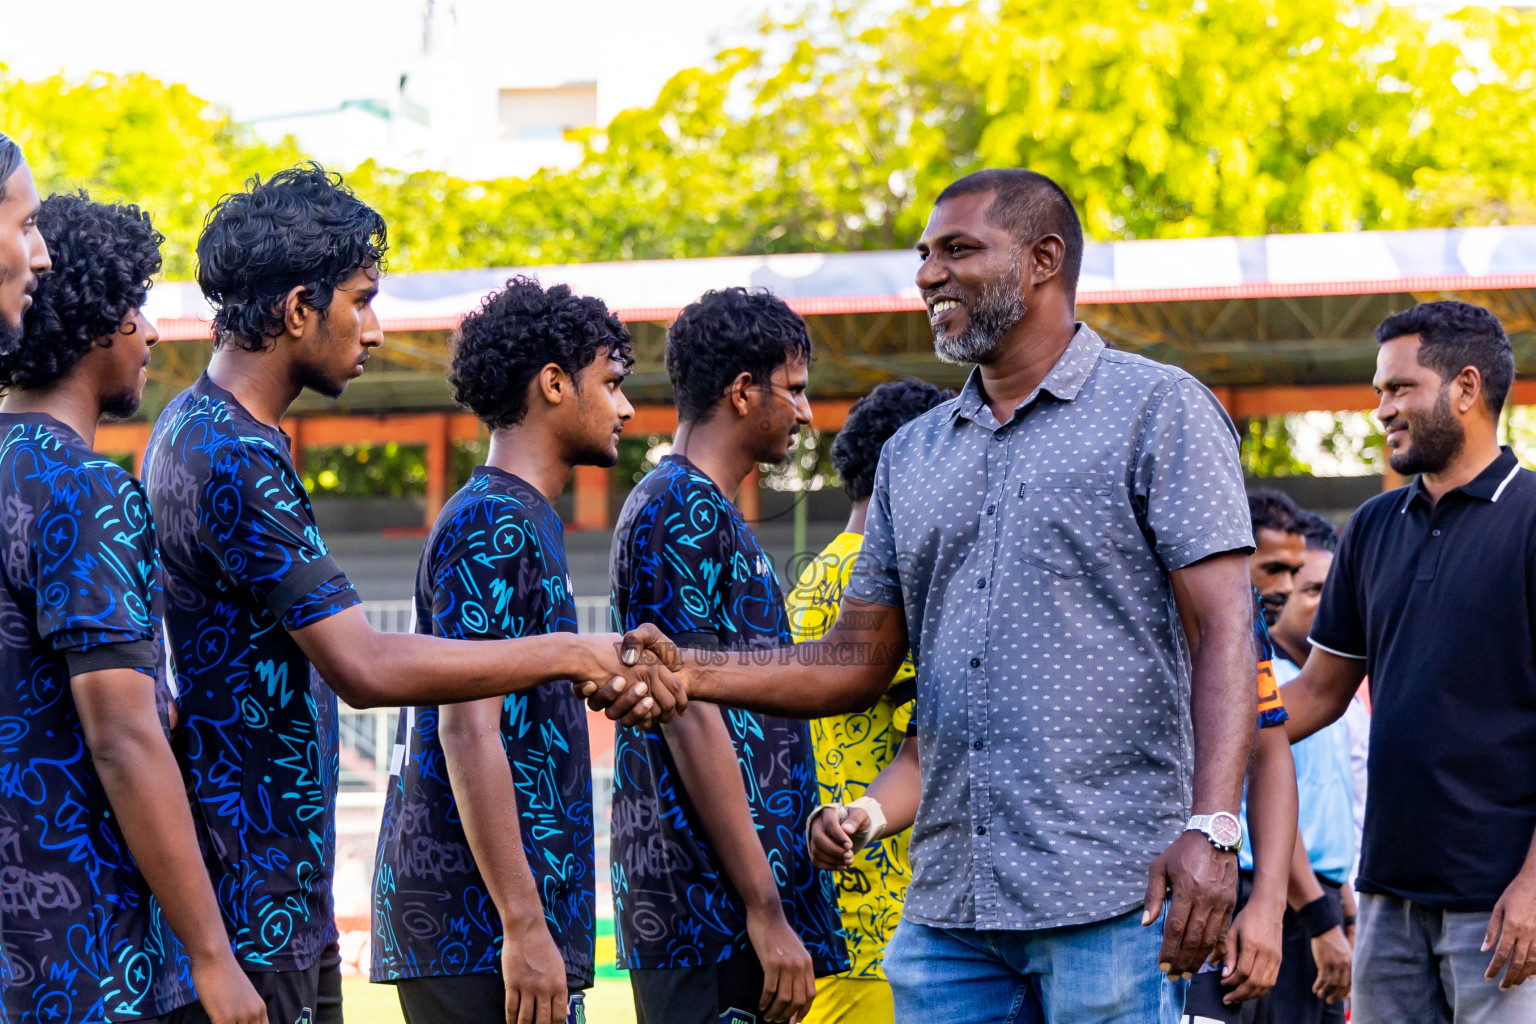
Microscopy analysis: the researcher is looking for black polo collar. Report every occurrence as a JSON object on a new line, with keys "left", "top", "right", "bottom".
{"left": 1401, "top": 445, "right": 1523, "bottom": 514}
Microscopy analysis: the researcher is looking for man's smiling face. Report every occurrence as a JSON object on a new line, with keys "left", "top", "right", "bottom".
{"left": 915, "top": 190, "right": 1026, "bottom": 365}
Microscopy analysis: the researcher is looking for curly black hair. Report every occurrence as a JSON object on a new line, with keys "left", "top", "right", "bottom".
{"left": 1248, "top": 487, "right": 1303, "bottom": 537}
{"left": 0, "top": 192, "right": 163, "bottom": 393}
{"left": 1375, "top": 301, "right": 1513, "bottom": 416}
{"left": 196, "top": 164, "right": 387, "bottom": 352}
{"left": 0, "top": 134, "right": 23, "bottom": 202}
{"left": 665, "top": 287, "right": 812, "bottom": 424}
{"left": 449, "top": 276, "right": 633, "bottom": 428}
{"left": 832, "top": 379, "right": 955, "bottom": 500}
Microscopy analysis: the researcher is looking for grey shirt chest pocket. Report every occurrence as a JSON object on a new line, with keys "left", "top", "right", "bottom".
{"left": 1017, "top": 471, "right": 1116, "bottom": 578}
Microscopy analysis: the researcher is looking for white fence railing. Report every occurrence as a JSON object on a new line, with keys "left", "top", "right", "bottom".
{"left": 359, "top": 596, "right": 611, "bottom": 638}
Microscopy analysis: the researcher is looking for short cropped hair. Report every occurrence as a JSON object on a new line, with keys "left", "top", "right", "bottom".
{"left": 1, "top": 192, "right": 163, "bottom": 392}
{"left": 935, "top": 169, "right": 1084, "bottom": 298}
{"left": 449, "top": 276, "right": 632, "bottom": 429}
{"left": 831, "top": 379, "right": 954, "bottom": 501}
{"left": 0, "top": 134, "right": 23, "bottom": 202}
{"left": 1298, "top": 511, "right": 1339, "bottom": 554}
{"left": 665, "top": 287, "right": 812, "bottom": 424}
{"left": 1375, "top": 301, "right": 1513, "bottom": 416}
{"left": 196, "top": 164, "right": 387, "bottom": 352}
{"left": 1248, "top": 487, "right": 1303, "bottom": 537}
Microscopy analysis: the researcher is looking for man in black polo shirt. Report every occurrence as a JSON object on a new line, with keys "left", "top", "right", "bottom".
{"left": 1280, "top": 301, "right": 1536, "bottom": 1022}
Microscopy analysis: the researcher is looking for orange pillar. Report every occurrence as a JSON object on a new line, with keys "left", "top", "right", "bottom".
{"left": 1208, "top": 386, "right": 1235, "bottom": 418}
{"left": 573, "top": 465, "right": 612, "bottom": 531}
{"left": 286, "top": 417, "right": 306, "bottom": 478}
{"left": 1382, "top": 465, "right": 1407, "bottom": 491}
{"left": 425, "top": 412, "right": 451, "bottom": 527}
{"left": 736, "top": 466, "right": 761, "bottom": 522}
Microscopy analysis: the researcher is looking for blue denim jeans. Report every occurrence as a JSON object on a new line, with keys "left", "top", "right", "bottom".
{"left": 883, "top": 910, "right": 1187, "bottom": 1024}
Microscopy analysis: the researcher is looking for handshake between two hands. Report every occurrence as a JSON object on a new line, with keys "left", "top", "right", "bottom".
{"left": 570, "top": 623, "right": 691, "bottom": 728}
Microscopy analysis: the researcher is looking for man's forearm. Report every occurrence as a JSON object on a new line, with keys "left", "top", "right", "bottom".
{"left": 687, "top": 598, "right": 909, "bottom": 718}
{"left": 440, "top": 700, "right": 546, "bottom": 931}
{"left": 75, "top": 672, "right": 235, "bottom": 964}
{"left": 662, "top": 705, "right": 782, "bottom": 913}
{"left": 1280, "top": 651, "right": 1367, "bottom": 743}
{"left": 863, "top": 734, "right": 921, "bottom": 837}
{"left": 298, "top": 607, "right": 669, "bottom": 716}
{"left": 1188, "top": 616, "right": 1256, "bottom": 816}
{"left": 1246, "top": 727, "right": 1300, "bottom": 910}
{"left": 1286, "top": 831, "right": 1326, "bottom": 910}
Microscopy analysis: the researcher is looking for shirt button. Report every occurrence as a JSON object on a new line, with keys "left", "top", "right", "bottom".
{"left": 976, "top": 825, "right": 987, "bottom": 836}
{"left": 973, "top": 739, "right": 985, "bottom": 751}
{"left": 977, "top": 578, "right": 987, "bottom": 589}
{"left": 986, "top": 504, "right": 996, "bottom": 515}
{"left": 970, "top": 657, "right": 981, "bottom": 668}
{"left": 1432, "top": 529, "right": 1442, "bottom": 537}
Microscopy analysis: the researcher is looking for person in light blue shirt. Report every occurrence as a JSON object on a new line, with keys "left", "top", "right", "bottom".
{"left": 1241, "top": 511, "right": 1358, "bottom": 1023}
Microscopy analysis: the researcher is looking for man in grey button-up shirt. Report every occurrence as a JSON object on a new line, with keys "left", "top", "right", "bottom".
{"left": 603, "top": 170, "right": 1260, "bottom": 1024}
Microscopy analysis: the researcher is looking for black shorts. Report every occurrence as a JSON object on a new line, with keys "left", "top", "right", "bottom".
{"left": 394, "top": 973, "right": 587, "bottom": 1024}
{"left": 629, "top": 953, "right": 765, "bottom": 1024}
{"left": 165, "top": 961, "right": 320, "bottom": 1024}
{"left": 317, "top": 938, "right": 343, "bottom": 1024}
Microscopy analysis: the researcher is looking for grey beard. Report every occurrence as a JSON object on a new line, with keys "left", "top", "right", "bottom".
{"left": 0, "top": 319, "right": 20, "bottom": 357}
{"left": 932, "top": 265, "right": 1026, "bottom": 365}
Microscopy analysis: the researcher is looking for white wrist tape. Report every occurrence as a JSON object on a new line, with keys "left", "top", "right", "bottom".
{"left": 806, "top": 796, "right": 889, "bottom": 854}
{"left": 845, "top": 795, "right": 887, "bottom": 850}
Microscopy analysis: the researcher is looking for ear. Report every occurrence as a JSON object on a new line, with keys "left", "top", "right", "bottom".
{"left": 727, "top": 371, "right": 754, "bottom": 419}
{"left": 535, "top": 363, "right": 570, "bottom": 408}
{"left": 281, "top": 285, "right": 312, "bottom": 339}
{"left": 1453, "top": 365, "right": 1484, "bottom": 416}
{"left": 1030, "top": 234, "right": 1066, "bottom": 289}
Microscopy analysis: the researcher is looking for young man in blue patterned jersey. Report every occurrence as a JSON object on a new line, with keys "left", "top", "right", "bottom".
{"left": 142, "top": 167, "right": 680, "bottom": 1024}
{"left": 610, "top": 287, "right": 848, "bottom": 1024}
{"left": 0, "top": 189, "right": 266, "bottom": 1024}
{"left": 369, "top": 277, "right": 637, "bottom": 1024}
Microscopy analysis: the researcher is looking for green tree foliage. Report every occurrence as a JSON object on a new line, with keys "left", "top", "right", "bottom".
{"left": 9, "top": 1, "right": 1536, "bottom": 276}
{"left": 0, "top": 68, "right": 305, "bottom": 279}
{"left": 352, "top": 0, "right": 1536, "bottom": 269}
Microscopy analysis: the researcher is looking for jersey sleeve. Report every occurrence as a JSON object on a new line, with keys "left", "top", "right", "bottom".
{"left": 1253, "top": 592, "right": 1288, "bottom": 730}
{"left": 421, "top": 498, "right": 546, "bottom": 642}
{"left": 198, "top": 439, "right": 358, "bottom": 626}
{"left": 32, "top": 463, "right": 161, "bottom": 675}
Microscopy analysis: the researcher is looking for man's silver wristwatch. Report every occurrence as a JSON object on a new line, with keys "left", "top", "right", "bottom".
{"left": 1184, "top": 812, "right": 1242, "bottom": 853}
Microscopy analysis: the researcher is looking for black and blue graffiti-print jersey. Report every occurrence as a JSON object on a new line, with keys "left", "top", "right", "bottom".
{"left": 371, "top": 467, "right": 595, "bottom": 988}
{"left": 143, "top": 375, "right": 359, "bottom": 973}
{"left": 0, "top": 413, "right": 195, "bottom": 1022}
{"left": 608, "top": 455, "right": 847, "bottom": 973}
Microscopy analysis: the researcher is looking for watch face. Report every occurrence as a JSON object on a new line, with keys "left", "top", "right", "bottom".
{"left": 1209, "top": 813, "right": 1242, "bottom": 849}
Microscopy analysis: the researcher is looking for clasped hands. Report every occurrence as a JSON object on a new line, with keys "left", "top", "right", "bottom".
{"left": 573, "top": 624, "right": 689, "bottom": 727}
